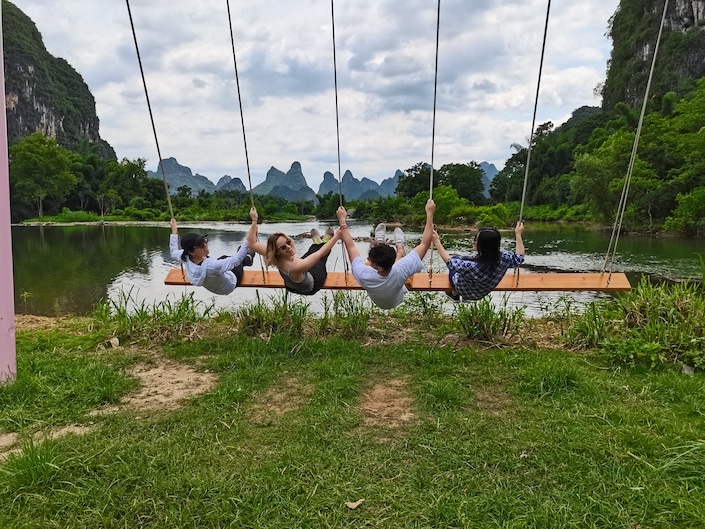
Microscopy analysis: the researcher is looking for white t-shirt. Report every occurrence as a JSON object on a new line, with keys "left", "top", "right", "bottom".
{"left": 351, "top": 252, "right": 423, "bottom": 309}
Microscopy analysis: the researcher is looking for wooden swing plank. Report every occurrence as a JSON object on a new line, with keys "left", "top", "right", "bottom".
{"left": 496, "top": 272, "right": 631, "bottom": 292}
{"left": 408, "top": 271, "right": 631, "bottom": 291}
{"left": 165, "top": 268, "right": 631, "bottom": 292}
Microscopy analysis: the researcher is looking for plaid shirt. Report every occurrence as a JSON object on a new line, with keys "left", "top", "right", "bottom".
{"left": 446, "top": 250, "right": 524, "bottom": 301}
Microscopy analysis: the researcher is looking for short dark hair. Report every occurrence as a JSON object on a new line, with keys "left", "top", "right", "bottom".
{"left": 368, "top": 244, "right": 396, "bottom": 272}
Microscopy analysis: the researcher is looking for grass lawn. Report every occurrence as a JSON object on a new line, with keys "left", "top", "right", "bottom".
{"left": 1, "top": 290, "right": 705, "bottom": 528}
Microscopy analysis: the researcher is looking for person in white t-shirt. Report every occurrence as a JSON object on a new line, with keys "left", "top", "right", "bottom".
{"left": 335, "top": 199, "right": 435, "bottom": 309}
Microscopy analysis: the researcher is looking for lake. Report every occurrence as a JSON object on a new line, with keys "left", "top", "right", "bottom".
{"left": 11, "top": 221, "right": 705, "bottom": 317}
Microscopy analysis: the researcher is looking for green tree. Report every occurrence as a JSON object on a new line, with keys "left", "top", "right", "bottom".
{"left": 9, "top": 132, "right": 77, "bottom": 219}
{"left": 490, "top": 148, "right": 526, "bottom": 203}
{"left": 437, "top": 162, "right": 486, "bottom": 204}
{"left": 572, "top": 131, "right": 635, "bottom": 222}
{"left": 412, "top": 185, "right": 468, "bottom": 224}
{"left": 313, "top": 192, "right": 341, "bottom": 219}
{"left": 101, "top": 158, "right": 148, "bottom": 209}
{"left": 396, "top": 162, "right": 434, "bottom": 200}
{"left": 664, "top": 186, "right": 705, "bottom": 236}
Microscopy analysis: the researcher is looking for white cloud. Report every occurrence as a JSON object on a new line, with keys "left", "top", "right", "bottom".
{"left": 10, "top": 0, "right": 619, "bottom": 189}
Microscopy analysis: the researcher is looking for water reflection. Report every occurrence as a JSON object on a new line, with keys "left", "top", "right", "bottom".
{"left": 11, "top": 222, "right": 705, "bottom": 317}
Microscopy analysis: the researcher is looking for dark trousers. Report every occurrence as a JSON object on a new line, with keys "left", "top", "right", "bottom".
{"left": 302, "top": 242, "right": 329, "bottom": 294}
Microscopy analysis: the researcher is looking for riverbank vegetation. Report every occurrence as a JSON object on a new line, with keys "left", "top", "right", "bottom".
{"left": 9, "top": 79, "right": 705, "bottom": 236}
{"left": 2, "top": 279, "right": 704, "bottom": 527}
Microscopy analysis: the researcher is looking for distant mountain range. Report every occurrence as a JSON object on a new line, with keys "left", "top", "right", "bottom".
{"left": 147, "top": 158, "right": 246, "bottom": 196}
{"left": 147, "top": 157, "right": 498, "bottom": 201}
{"left": 318, "top": 169, "right": 401, "bottom": 200}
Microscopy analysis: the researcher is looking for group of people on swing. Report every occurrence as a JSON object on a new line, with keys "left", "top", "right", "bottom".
{"left": 169, "top": 201, "right": 525, "bottom": 306}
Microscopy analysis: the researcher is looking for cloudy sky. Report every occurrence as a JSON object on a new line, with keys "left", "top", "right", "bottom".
{"left": 9, "top": 0, "right": 619, "bottom": 189}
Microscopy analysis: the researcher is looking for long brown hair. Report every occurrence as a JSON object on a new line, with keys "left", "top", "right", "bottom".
{"left": 265, "top": 232, "right": 293, "bottom": 268}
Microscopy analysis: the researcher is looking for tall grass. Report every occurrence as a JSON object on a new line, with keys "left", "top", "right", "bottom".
{"left": 570, "top": 276, "right": 705, "bottom": 368}
{"left": 456, "top": 296, "right": 525, "bottom": 342}
{"left": 93, "top": 288, "right": 215, "bottom": 343}
{"left": 235, "top": 291, "right": 308, "bottom": 338}
{"left": 394, "top": 291, "right": 447, "bottom": 323}
{"left": 317, "top": 291, "right": 370, "bottom": 339}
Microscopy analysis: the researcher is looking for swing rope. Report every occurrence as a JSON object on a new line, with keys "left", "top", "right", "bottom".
{"left": 329, "top": 0, "right": 352, "bottom": 283}
{"left": 125, "top": 0, "right": 174, "bottom": 221}
{"left": 225, "top": 0, "right": 266, "bottom": 281}
{"left": 329, "top": 0, "right": 344, "bottom": 208}
{"left": 602, "top": 0, "right": 669, "bottom": 279}
{"left": 126, "top": 0, "right": 192, "bottom": 283}
{"left": 225, "top": 0, "right": 256, "bottom": 210}
{"left": 518, "top": 0, "right": 551, "bottom": 226}
{"left": 429, "top": 0, "right": 441, "bottom": 202}
{"left": 427, "top": 0, "right": 442, "bottom": 286}
{"left": 514, "top": 0, "right": 551, "bottom": 287}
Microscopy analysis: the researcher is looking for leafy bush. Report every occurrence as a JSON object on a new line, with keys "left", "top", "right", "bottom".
{"left": 122, "top": 206, "right": 155, "bottom": 221}
{"left": 50, "top": 208, "right": 102, "bottom": 222}
{"left": 447, "top": 204, "right": 478, "bottom": 225}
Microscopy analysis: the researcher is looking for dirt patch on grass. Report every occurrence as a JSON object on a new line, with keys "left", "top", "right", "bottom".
{"left": 0, "top": 432, "right": 18, "bottom": 456}
{"left": 0, "top": 425, "right": 96, "bottom": 462}
{"left": 93, "top": 358, "right": 218, "bottom": 415}
{"left": 248, "top": 376, "right": 314, "bottom": 424}
{"left": 14, "top": 315, "right": 67, "bottom": 330}
{"left": 2, "top": 357, "right": 216, "bottom": 461}
{"left": 359, "top": 377, "right": 417, "bottom": 428}
{"left": 519, "top": 319, "right": 573, "bottom": 350}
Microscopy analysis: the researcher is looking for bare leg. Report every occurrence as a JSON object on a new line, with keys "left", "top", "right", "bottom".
{"left": 394, "top": 228, "right": 406, "bottom": 263}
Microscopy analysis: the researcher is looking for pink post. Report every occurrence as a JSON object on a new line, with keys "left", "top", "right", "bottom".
{"left": 0, "top": 6, "right": 17, "bottom": 383}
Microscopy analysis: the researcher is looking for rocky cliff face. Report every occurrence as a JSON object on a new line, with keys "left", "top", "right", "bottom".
{"left": 252, "top": 162, "right": 318, "bottom": 204}
{"left": 2, "top": 1, "right": 116, "bottom": 158}
{"left": 603, "top": 0, "right": 705, "bottom": 110}
{"left": 216, "top": 175, "right": 247, "bottom": 193}
{"left": 669, "top": 0, "right": 705, "bottom": 28}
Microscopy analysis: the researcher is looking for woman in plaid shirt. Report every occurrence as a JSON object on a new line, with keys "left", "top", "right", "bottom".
{"left": 432, "top": 222, "right": 525, "bottom": 302}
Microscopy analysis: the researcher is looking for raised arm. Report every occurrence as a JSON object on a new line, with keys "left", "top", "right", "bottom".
{"left": 336, "top": 206, "right": 361, "bottom": 261}
{"left": 413, "top": 199, "right": 436, "bottom": 259}
{"left": 169, "top": 218, "right": 182, "bottom": 261}
{"left": 247, "top": 207, "right": 267, "bottom": 255}
{"left": 289, "top": 229, "right": 341, "bottom": 274}
{"left": 432, "top": 231, "right": 451, "bottom": 262}
{"left": 514, "top": 221, "right": 525, "bottom": 256}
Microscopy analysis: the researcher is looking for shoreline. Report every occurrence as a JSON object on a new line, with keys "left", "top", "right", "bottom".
{"left": 12, "top": 220, "right": 692, "bottom": 239}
